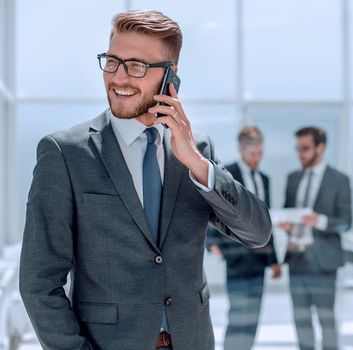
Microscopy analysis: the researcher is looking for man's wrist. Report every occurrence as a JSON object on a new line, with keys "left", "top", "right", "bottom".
{"left": 187, "top": 155, "right": 209, "bottom": 187}
{"left": 189, "top": 160, "right": 215, "bottom": 191}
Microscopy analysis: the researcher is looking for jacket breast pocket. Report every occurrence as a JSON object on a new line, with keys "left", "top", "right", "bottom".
{"left": 82, "top": 192, "right": 121, "bottom": 205}
{"left": 76, "top": 302, "right": 118, "bottom": 324}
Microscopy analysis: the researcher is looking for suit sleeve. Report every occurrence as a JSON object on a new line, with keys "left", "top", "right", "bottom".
{"left": 326, "top": 174, "right": 352, "bottom": 233}
{"left": 199, "top": 137, "right": 272, "bottom": 249}
{"left": 19, "top": 136, "right": 93, "bottom": 350}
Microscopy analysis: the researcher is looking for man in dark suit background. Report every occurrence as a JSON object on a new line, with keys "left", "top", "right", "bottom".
{"left": 207, "top": 126, "right": 281, "bottom": 350}
{"left": 19, "top": 10, "right": 272, "bottom": 350}
{"left": 280, "top": 127, "right": 351, "bottom": 350}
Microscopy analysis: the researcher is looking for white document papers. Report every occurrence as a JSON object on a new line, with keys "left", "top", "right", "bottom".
{"left": 270, "top": 207, "right": 313, "bottom": 225}
{"left": 270, "top": 207, "right": 314, "bottom": 248}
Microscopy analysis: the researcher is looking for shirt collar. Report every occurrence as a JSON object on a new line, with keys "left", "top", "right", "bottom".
{"left": 108, "top": 109, "right": 164, "bottom": 146}
{"left": 238, "top": 158, "right": 257, "bottom": 174}
{"left": 305, "top": 160, "right": 327, "bottom": 177}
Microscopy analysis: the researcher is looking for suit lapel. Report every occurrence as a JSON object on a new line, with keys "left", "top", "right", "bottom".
{"left": 232, "top": 163, "right": 245, "bottom": 185}
{"left": 286, "top": 171, "right": 304, "bottom": 207}
{"left": 89, "top": 112, "right": 158, "bottom": 249}
{"left": 158, "top": 130, "right": 183, "bottom": 248}
{"left": 314, "top": 166, "right": 330, "bottom": 210}
{"left": 260, "top": 173, "right": 270, "bottom": 208}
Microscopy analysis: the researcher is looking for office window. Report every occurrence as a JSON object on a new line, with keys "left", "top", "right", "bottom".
{"left": 350, "top": 0, "right": 353, "bottom": 100}
{"left": 16, "top": 0, "right": 125, "bottom": 99}
{"left": 243, "top": 0, "right": 342, "bottom": 100}
{"left": 0, "top": 96, "right": 5, "bottom": 250}
{"left": 0, "top": 0, "right": 4, "bottom": 81}
{"left": 185, "top": 103, "right": 239, "bottom": 164}
{"left": 131, "top": 0, "right": 238, "bottom": 101}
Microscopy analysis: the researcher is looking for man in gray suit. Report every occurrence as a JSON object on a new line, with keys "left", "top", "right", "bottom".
{"left": 280, "top": 127, "right": 351, "bottom": 350}
{"left": 207, "top": 126, "right": 281, "bottom": 350}
{"left": 19, "top": 10, "right": 272, "bottom": 350}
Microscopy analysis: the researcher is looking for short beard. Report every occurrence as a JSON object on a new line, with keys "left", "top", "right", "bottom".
{"left": 305, "top": 151, "right": 319, "bottom": 168}
{"left": 108, "top": 85, "right": 160, "bottom": 120}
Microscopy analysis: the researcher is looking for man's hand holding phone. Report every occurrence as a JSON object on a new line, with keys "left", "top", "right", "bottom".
{"left": 155, "top": 67, "right": 181, "bottom": 126}
{"left": 149, "top": 81, "right": 209, "bottom": 188}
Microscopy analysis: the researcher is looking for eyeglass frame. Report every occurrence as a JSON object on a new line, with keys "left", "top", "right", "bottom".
{"left": 97, "top": 53, "right": 173, "bottom": 78}
{"left": 295, "top": 145, "right": 316, "bottom": 153}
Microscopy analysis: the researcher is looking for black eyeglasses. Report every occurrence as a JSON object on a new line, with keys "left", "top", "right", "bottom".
{"left": 97, "top": 53, "right": 173, "bottom": 78}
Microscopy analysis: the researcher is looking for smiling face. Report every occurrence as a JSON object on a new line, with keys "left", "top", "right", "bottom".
{"left": 103, "top": 32, "right": 169, "bottom": 125}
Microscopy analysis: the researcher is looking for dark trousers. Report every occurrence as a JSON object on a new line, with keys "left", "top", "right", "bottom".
{"left": 224, "top": 275, "right": 264, "bottom": 350}
{"left": 289, "top": 272, "right": 338, "bottom": 350}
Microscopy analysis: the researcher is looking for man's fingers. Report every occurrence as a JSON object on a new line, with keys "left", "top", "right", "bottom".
{"left": 169, "top": 83, "right": 178, "bottom": 98}
{"left": 149, "top": 105, "right": 177, "bottom": 117}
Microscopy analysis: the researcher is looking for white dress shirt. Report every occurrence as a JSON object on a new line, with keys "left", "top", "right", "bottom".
{"left": 108, "top": 110, "right": 214, "bottom": 206}
{"left": 238, "top": 159, "right": 265, "bottom": 202}
{"left": 295, "top": 160, "right": 328, "bottom": 230}
{"left": 290, "top": 160, "right": 328, "bottom": 247}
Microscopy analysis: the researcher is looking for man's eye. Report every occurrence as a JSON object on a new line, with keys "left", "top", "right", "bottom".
{"left": 128, "top": 61, "right": 144, "bottom": 68}
{"left": 106, "top": 58, "right": 117, "bottom": 65}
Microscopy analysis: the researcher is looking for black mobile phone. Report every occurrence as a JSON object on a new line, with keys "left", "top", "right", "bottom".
{"left": 156, "top": 67, "right": 181, "bottom": 128}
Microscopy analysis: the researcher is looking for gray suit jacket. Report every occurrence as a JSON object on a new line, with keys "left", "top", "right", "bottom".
{"left": 207, "top": 162, "right": 278, "bottom": 278}
{"left": 284, "top": 165, "right": 352, "bottom": 274}
{"left": 19, "top": 111, "right": 272, "bottom": 350}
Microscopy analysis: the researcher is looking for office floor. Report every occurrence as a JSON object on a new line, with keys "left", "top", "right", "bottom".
{"left": 209, "top": 264, "right": 353, "bottom": 350}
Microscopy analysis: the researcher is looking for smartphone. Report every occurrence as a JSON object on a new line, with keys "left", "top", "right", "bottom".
{"left": 156, "top": 67, "right": 181, "bottom": 128}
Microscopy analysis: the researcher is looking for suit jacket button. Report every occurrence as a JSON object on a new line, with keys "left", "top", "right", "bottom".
{"left": 165, "top": 297, "right": 173, "bottom": 306}
{"left": 155, "top": 255, "right": 163, "bottom": 265}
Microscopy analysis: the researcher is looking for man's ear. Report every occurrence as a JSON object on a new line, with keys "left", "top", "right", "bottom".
{"left": 317, "top": 142, "right": 325, "bottom": 154}
{"left": 172, "top": 64, "right": 178, "bottom": 74}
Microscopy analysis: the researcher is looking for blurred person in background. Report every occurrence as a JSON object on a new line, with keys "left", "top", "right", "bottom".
{"left": 207, "top": 126, "right": 281, "bottom": 350}
{"left": 280, "top": 126, "right": 351, "bottom": 350}
{"left": 19, "top": 10, "right": 272, "bottom": 350}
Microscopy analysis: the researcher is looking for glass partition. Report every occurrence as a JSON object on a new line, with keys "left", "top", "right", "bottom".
{"left": 16, "top": 0, "right": 125, "bottom": 99}
{"left": 132, "top": 0, "right": 238, "bottom": 101}
{"left": 243, "top": 0, "right": 342, "bottom": 100}
{"left": 347, "top": 0, "right": 353, "bottom": 102}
